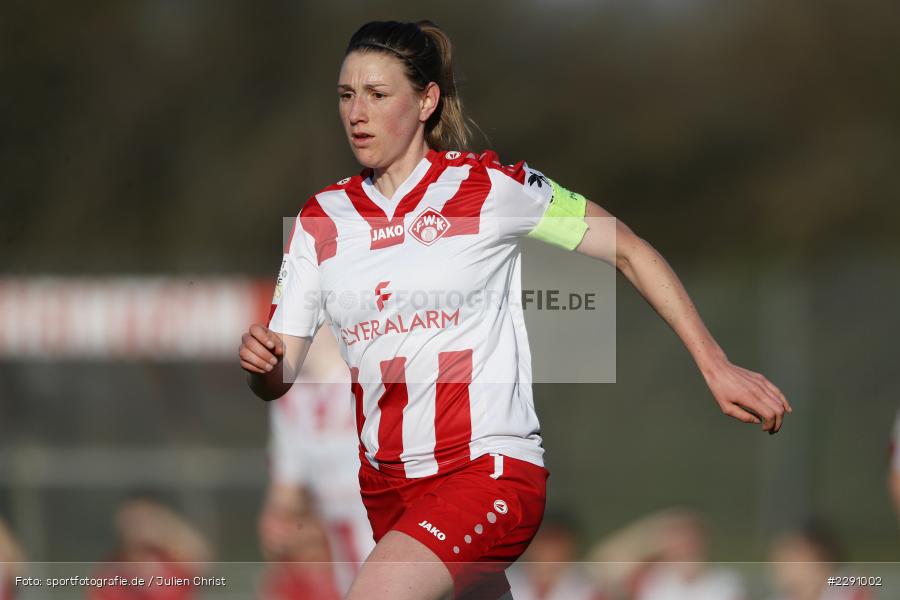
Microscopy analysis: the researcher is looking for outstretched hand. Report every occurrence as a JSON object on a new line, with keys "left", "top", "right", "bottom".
{"left": 704, "top": 360, "right": 792, "bottom": 434}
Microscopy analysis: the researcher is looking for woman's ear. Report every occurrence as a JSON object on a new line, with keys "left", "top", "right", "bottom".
{"left": 420, "top": 82, "right": 441, "bottom": 122}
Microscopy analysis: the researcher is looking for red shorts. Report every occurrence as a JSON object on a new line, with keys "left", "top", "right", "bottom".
{"left": 359, "top": 453, "right": 549, "bottom": 599}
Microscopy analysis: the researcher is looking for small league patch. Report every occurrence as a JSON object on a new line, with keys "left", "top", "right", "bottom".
{"left": 273, "top": 256, "right": 288, "bottom": 299}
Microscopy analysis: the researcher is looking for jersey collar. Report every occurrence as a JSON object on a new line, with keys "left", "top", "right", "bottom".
{"left": 361, "top": 150, "right": 441, "bottom": 220}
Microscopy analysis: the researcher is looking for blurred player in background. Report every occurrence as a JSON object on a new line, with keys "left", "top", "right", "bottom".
{"left": 257, "top": 516, "right": 341, "bottom": 600}
{"left": 90, "top": 495, "right": 212, "bottom": 600}
{"left": 888, "top": 408, "right": 900, "bottom": 529}
{"left": 0, "top": 516, "right": 25, "bottom": 600}
{"left": 587, "top": 508, "right": 743, "bottom": 600}
{"left": 631, "top": 511, "right": 743, "bottom": 600}
{"left": 507, "top": 511, "right": 606, "bottom": 600}
{"left": 768, "top": 519, "right": 871, "bottom": 600}
{"left": 258, "top": 327, "right": 374, "bottom": 597}
{"left": 239, "top": 19, "right": 791, "bottom": 600}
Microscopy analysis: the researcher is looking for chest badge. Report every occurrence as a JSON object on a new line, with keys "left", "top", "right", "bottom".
{"left": 409, "top": 207, "right": 451, "bottom": 246}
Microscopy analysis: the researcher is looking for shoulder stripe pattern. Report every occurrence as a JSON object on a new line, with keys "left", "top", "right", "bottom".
{"left": 481, "top": 150, "right": 527, "bottom": 185}
{"left": 442, "top": 161, "right": 491, "bottom": 237}
{"left": 299, "top": 197, "right": 338, "bottom": 265}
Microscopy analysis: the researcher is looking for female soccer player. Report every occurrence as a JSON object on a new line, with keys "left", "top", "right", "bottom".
{"left": 239, "top": 20, "right": 791, "bottom": 600}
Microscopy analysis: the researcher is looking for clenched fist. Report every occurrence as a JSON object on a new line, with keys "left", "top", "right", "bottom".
{"left": 239, "top": 323, "right": 285, "bottom": 374}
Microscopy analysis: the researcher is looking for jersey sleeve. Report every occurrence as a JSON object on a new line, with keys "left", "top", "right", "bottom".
{"left": 267, "top": 211, "right": 326, "bottom": 339}
{"left": 488, "top": 158, "right": 589, "bottom": 250}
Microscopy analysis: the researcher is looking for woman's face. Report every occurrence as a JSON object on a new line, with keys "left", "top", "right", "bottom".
{"left": 338, "top": 50, "right": 435, "bottom": 169}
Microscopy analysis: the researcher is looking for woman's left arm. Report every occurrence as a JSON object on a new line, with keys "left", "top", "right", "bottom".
{"left": 575, "top": 201, "right": 792, "bottom": 433}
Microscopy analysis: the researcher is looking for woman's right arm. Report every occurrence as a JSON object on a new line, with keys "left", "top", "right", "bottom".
{"left": 240, "top": 323, "right": 312, "bottom": 401}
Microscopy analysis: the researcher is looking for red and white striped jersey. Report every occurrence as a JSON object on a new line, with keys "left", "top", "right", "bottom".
{"left": 269, "top": 149, "right": 565, "bottom": 478}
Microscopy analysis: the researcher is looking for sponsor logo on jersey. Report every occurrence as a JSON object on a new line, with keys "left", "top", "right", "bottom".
{"left": 418, "top": 520, "right": 447, "bottom": 541}
{"left": 375, "top": 281, "right": 391, "bottom": 312}
{"left": 409, "top": 208, "right": 450, "bottom": 246}
{"left": 337, "top": 177, "right": 351, "bottom": 185}
{"left": 445, "top": 151, "right": 461, "bottom": 160}
{"left": 371, "top": 223, "right": 404, "bottom": 243}
{"left": 493, "top": 499, "right": 508, "bottom": 515}
{"left": 340, "top": 309, "right": 460, "bottom": 346}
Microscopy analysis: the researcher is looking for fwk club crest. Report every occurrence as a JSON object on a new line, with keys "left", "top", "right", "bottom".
{"left": 409, "top": 207, "right": 450, "bottom": 246}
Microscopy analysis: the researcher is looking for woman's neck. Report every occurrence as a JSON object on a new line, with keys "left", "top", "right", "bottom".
{"left": 371, "top": 139, "right": 430, "bottom": 199}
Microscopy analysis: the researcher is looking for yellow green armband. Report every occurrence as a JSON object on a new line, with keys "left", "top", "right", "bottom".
{"left": 526, "top": 178, "right": 589, "bottom": 250}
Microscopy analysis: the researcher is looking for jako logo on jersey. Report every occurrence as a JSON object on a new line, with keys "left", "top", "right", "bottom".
{"left": 375, "top": 281, "right": 391, "bottom": 311}
{"left": 418, "top": 520, "right": 447, "bottom": 541}
{"left": 337, "top": 177, "right": 351, "bottom": 185}
{"left": 445, "top": 151, "right": 461, "bottom": 160}
{"left": 371, "top": 223, "right": 404, "bottom": 243}
{"left": 493, "top": 499, "right": 508, "bottom": 515}
{"left": 409, "top": 208, "right": 450, "bottom": 246}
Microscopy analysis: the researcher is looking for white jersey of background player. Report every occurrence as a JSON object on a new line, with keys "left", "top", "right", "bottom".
{"left": 261, "top": 328, "right": 374, "bottom": 593}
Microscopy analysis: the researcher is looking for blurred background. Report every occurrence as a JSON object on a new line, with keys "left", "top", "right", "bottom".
{"left": 1, "top": 0, "right": 899, "bottom": 595}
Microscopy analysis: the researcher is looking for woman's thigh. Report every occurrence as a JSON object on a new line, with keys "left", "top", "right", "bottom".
{"left": 346, "top": 530, "right": 454, "bottom": 600}
{"left": 356, "top": 454, "right": 548, "bottom": 598}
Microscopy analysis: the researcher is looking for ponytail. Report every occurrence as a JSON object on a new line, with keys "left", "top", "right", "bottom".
{"left": 416, "top": 21, "right": 471, "bottom": 151}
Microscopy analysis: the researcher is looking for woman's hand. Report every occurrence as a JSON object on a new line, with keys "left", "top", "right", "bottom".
{"left": 703, "top": 359, "right": 792, "bottom": 433}
{"left": 240, "top": 326, "right": 311, "bottom": 400}
{"left": 239, "top": 323, "right": 285, "bottom": 374}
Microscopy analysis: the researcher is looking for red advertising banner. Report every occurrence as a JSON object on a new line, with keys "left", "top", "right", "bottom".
{"left": 0, "top": 278, "right": 272, "bottom": 360}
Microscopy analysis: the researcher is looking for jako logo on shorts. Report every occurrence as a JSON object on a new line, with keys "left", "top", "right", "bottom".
{"left": 493, "top": 499, "right": 508, "bottom": 514}
{"left": 418, "top": 520, "right": 447, "bottom": 541}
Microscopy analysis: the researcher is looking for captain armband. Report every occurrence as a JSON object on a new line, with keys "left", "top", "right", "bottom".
{"left": 526, "top": 179, "right": 589, "bottom": 250}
